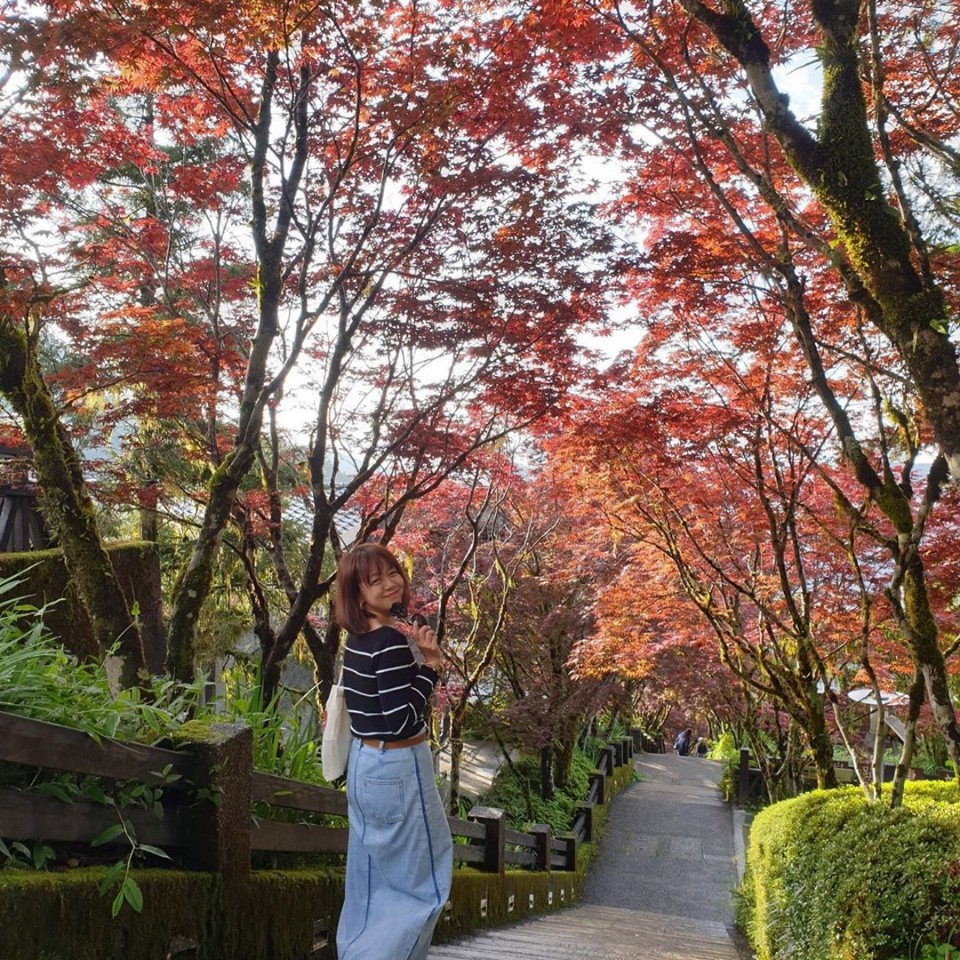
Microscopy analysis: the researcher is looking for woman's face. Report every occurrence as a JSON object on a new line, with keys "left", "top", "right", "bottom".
{"left": 359, "top": 562, "right": 406, "bottom": 626}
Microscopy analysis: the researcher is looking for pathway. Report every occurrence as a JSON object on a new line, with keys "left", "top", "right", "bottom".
{"left": 429, "top": 751, "right": 751, "bottom": 959}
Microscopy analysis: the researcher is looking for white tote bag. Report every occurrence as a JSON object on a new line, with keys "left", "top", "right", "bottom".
{"left": 321, "top": 672, "right": 352, "bottom": 782}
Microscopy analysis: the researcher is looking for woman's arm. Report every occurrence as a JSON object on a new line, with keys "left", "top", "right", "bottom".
{"left": 372, "top": 629, "right": 439, "bottom": 738}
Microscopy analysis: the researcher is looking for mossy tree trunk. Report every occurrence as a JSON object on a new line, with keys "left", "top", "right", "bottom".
{"left": 889, "top": 669, "right": 924, "bottom": 808}
{"left": 0, "top": 314, "right": 144, "bottom": 687}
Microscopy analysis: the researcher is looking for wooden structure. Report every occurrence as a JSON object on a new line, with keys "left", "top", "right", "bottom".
{"left": 0, "top": 711, "right": 633, "bottom": 877}
{"left": 0, "top": 487, "right": 50, "bottom": 552}
{"left": 0, "top": 444, "right": 51, "bottom": 553}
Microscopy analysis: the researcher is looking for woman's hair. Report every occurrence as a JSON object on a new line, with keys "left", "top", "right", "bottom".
{"left": 334, "top": 542, "right": 411, "bottom": 635}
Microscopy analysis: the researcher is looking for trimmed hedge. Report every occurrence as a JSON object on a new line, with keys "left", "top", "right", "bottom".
{"left": 739, "top": 781, "right": 960, "bottom": 960}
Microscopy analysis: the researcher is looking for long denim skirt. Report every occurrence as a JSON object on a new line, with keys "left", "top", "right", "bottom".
{"left": 336, "top": 737, "right": 453, "bottom": 960}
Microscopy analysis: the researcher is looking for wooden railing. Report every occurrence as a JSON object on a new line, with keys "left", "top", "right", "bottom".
{"left": 0, "top": 710, "right": 635, "bottom": 881}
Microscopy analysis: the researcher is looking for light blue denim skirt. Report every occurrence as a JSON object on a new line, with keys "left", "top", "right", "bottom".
{"left": 336, "top": 737, "right": 453, "bottom": 960}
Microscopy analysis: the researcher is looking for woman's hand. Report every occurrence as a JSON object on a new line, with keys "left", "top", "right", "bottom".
{"left": 414, "top": 624, "right": 443, "bottom": 671}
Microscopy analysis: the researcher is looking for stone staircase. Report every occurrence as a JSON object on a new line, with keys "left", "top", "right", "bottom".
{"left": 429, "top": 903, "right": 741, "bottom": 959}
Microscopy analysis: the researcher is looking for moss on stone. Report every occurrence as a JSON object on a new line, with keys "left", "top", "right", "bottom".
{"left": 0, "top": 541, "right": 164, "bottom": 671}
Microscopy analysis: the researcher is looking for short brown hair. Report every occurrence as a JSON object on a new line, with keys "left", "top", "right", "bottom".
{"left": 334, "top": 543, "right": 411, "bottom": 635}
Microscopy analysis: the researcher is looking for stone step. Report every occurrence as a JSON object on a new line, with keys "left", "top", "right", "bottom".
{"left": 430, "top": 903, "right": 742, "bottom": 960}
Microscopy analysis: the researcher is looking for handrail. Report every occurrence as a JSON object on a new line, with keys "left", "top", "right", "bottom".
{"left": 0, "top": 709, "right": 636, "bottom": 878}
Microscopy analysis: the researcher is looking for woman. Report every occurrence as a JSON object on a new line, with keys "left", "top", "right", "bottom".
{"left": 334, "top": 543, "right": 453, "bottom": 960}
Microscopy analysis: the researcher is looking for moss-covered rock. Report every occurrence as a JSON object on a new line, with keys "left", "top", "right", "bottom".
{"left": 0, "top": 541, "right": 164, "bottom": 671}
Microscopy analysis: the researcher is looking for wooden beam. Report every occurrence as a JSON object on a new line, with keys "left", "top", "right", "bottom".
{"left": 250, "top": 820, "right": 347, "bottom": 854}
{"left": 0, "top": 789, "right": 188, "bottom": 847}
{"left": 250, "top": 772, "right": 347, "bottom": 817}
{"left": 0, "top": 711, "right": 195, "bottom": 783}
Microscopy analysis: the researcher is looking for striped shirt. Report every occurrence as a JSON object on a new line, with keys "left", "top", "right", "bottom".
{"left": 342, "top": 625, "right": 439, "bottom": 741}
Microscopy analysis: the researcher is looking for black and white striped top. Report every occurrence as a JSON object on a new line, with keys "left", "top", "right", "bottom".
{"left": 342, "top": 625, "right": 439, "bottom": 741}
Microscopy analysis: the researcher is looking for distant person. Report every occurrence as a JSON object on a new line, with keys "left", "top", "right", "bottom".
{"left": 674, "top": 727, "right": 692, "bottom": 756}
{"left": 695, "top": 737, "right": 708, "bottom": 758}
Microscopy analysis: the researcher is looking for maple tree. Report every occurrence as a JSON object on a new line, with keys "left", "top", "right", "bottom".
{"left": 388, "top": 457, "right": 547, "bottom": 812}
{"left": 558, "top": 381, "right": 837, "bottom": 786}
{"left": 530, "top": 0, "right": 960, "bottom": 778}
{"left": 549, "top": 281, "right": 960, "bottom": 800}
{"left": 0, "top": 0, "right": 617, "bottom": 690}
{"left": 384, "top": 453, "right": 617, "bottom": 809}
{"left": 484, "top": 463, "right": 622, "bottom": 797}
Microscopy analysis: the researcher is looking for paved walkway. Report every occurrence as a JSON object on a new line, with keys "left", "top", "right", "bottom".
{"left": 429, "top": 751, "right": 751, "bottom": 959}
{"left": 437, "top": 739, "right": 506, "bottom": 805}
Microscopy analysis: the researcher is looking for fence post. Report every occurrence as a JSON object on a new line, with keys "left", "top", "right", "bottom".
{"left": 529, "top": 824, "right": 551, "bottom": 872}
{"left": 603, "top": 745, "right": 616, "bottom": 775}
{"left": 622, "top": 736, "right": 634, "bottom": 761}
{"left": 561, "top": 833, "right": 578, "bottom": 871}
{"left": 174, "top": 721, "right": 252, "bottom": 893}
{"left": 468, "top": 805, "right": 505, "bottom": 875}
{"left": 577, "top": 801, "right": 595, "bottom": 842}
{"left": 590, "top": 771, "right": 605, "bottom": 806}
{"left": 738, "top": 747, "right": 750, "bottom": 808}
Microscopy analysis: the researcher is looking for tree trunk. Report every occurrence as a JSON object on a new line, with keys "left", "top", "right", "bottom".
{"left": 808, "top": 715, "right": 839, "bottom": 790}
{"left": 680, "top": 0, "right": 960, "bottom": 780}
{"left": 165, "top": 447, "right": 257, "bottom": 680}
{"left": 540, "top": 744, "right": 554, "bottom": 801}
{"left": 448, "top": 708, "right": 466, "bottom": 816}
{"left": 890, "top": 669, "right": 925, "bottom": 808}
{"left": 166, "top": 48, "right": 307, "bottom": 681}
{"left": 0, "top": 317, "right": 143, "bottom": 686}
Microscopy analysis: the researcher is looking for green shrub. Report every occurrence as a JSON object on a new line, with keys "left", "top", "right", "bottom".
{"left": 0, "top": 573, "right": 204, "bottom": 742}
{"left": 740, "top": 783, "right": 960, "bottom": 960}
{"left": 710, "top": 731, "right": 740, "bottom": 802}
{"left": 479, "top": 748, "right": 595, "bottom": 835}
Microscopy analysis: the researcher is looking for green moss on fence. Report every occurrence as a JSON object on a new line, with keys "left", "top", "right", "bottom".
{"left": 0, "top": 863, "right": 587, "bottom": 960}
{"left": 438, "top": 866, "right": 584, "bottom": 942}
{"left": 0, "top": 869, "right": 217, "bottom": 960}
{"left": 0, "top": 744, "right": 634, "bottom": 959}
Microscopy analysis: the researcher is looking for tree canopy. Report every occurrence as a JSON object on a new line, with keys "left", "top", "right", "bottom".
{"left": 3, "top": 0, "right": 960, "bottom": 803}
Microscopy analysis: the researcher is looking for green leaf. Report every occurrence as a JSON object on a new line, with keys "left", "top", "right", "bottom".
{"left": 32, "top": 844, "right": 55, "bottom": 869}
{"left": 137, "top": 844, "right": 171, "bottom": 861}
{"left": 111, "top": 889, "right": 125, "bottom": 918}
{"left": 35, "top": 781, "right": 76, "bottom": 804}
{"left": 98, "top": 860, "right": 125, "bottom": 895}
{"left": 84, "top": 783, "right": 110, "bottom": 805}
{"left": 121, "top": 876, "right": 143, "bottom": 913}
{"left": 90, "top": 824, "right": 126, "bottom": 847}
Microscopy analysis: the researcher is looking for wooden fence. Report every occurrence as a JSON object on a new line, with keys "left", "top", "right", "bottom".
{"left": 0, "top": 710, "right": 634, "bottom": 884}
